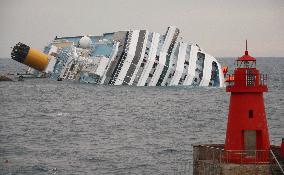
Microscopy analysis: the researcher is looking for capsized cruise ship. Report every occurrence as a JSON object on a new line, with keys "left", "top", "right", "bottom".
{"left": 11, "top": 26, "right": 225, "bottom": 87}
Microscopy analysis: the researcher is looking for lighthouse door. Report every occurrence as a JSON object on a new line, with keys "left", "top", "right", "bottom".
{"left": 244, "top": 130, "right": 256, "bottom": 156}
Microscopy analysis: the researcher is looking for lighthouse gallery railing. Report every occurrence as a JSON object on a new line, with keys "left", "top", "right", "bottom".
{"left": 226, "top": 73, "right": 268, "bottom": 87}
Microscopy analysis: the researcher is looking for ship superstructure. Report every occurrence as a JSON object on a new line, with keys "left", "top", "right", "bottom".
{"left": 11, "top": 26, "right": 225, "bottom": 87}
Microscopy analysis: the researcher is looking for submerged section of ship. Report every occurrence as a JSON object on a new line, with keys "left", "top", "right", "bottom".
{"left": 11, "top": 26, "right": 225, "bottom": 87}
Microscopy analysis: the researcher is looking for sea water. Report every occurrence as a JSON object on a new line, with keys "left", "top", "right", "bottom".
{"left": 0, "top": 58, "right": 283, "bottom": 174}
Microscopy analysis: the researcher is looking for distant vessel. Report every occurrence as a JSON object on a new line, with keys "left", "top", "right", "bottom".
{"left": 11, "top": 26, "right": 225, "bottom": 87}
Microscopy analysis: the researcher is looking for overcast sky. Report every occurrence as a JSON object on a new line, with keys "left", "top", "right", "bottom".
{"left": 0, "top": 0, "right": 283, "bottom": 58}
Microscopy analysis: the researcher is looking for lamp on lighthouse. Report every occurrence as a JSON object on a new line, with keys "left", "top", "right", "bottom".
{"left": 236, "top": 40, "right": 256, "bottom": 68}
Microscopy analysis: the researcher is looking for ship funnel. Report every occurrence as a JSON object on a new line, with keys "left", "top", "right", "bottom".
{"left": 11, "top": 42, "right": 49, "bottom": 71}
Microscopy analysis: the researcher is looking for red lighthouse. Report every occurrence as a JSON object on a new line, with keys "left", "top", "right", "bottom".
{"left": 224, "top": 41, "right": 270, "bottom": 163}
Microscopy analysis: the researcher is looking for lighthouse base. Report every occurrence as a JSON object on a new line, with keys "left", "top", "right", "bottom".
{"left": 194, "top": 162, "right": 270, "bottom": 175}
{"left": 193, "top": 144, "right": 282, "bottom": 175}
{"left": 223, "top": 164, "right": 269, "bottom": 175}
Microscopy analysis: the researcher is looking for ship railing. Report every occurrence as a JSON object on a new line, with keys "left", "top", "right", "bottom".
{"left": 226, "top": 74, "right": 268, "bottom": 87}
